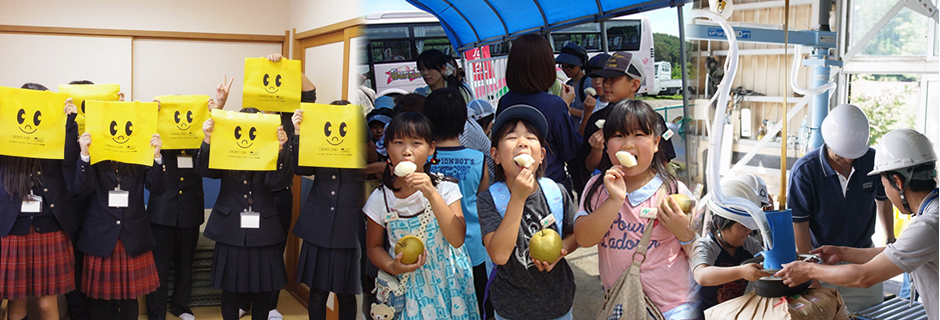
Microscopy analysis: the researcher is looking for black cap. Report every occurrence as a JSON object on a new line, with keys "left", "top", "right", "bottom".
{"left": 587, "top": 51, "right": 645, "bottom": 81}
{"left": 554, "top": 42, "right": 588, "bottom": 67}
{"left": 584, "top": 53, "right": 611, "bottom": 75}
{"left": 492, "top": 104, "right": 548, "bottom": 140}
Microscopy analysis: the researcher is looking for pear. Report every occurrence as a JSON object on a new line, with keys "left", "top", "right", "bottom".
{"left": 595, "top": 119, "right": 606, "bottom": 129}
{"left": 669, "top": 194, "right": 694, "bottom": 213}
{"left": 529, "top": 228, "right": 563, "bottom": 263}
{"left": 513, "top": 154, "right": 536, "bottom": 168}
{"left": 393, "top": 161, "right": 417, "bottom": 177}
{"left": 394, "top": 235, "right": 424, "bottom": 264}
{"left": 615, "top": 151, "right": 637, "bottom": 168}
{"left": 584, "top": 87, "right": 597, "bottom": 96}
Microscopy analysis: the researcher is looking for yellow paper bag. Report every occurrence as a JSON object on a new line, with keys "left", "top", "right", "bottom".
{"left": 85, "top": 101, "right": 158, "bottom": 166}
{"left": 242, "top": 57, "right": 301, "bottom": 113}
{"left": 208, "top": 109, "right": 280, "bottom": 171}
{"left": 0, "top": 86, "right": 70, "bottom": 159}
{"left": 156, "top": 95, "right": 210, "bottom": 150}
{"left": 58, "top": 84, "right": 121, "bottom": 134}
{"left": 298, "top": 103, "right": 366, "bottom": 169}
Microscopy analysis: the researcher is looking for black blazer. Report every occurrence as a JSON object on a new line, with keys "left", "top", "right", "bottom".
{"left": 146, "top": 149, "right": 205, "bottom": 228}
{"left": 194, "top": 141, "right": 293, "bottom": 247}
{"left": 0, "top": 114, "right": 82, "bottom": 238}
{"left": 75, "top": 158, "right": 167, "bottom": 257}
{"left": 290, "top": 136, "right": 364, "bottom": 249}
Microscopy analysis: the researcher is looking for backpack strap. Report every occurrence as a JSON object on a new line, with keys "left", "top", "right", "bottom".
{"left": 488, "top": 178, "right": 564, "bottom": 233}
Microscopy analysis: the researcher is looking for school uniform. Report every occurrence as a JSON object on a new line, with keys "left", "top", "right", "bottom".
{"left": 74, "top": 156, "right": 167, "bottom": 300}
{"left": 194, "top": 141, "right": 293, "bottom": 293}
{"left": 0, "top": 114, "right": 81, "bottom": 299}
{"left": 290, "top": 135, "right": 364, "bottom": 294}
{"left": 145, "top": 149, "right": 203, "bottom": 320}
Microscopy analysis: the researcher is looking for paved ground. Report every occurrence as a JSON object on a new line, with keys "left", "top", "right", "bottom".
{"left": 568, "top": 245, "right": 605, "bottom": 320}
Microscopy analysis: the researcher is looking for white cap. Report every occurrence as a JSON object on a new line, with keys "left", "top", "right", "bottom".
{"left": 821, "top": 104, "right": 870, "bottom": 159}
{"left": 868, "top": 129, "right": 937, "bottom": 177}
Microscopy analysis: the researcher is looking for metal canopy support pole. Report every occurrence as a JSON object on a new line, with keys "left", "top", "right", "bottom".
{"left": 677, "top": 4, "right": 692, "bottom": 187}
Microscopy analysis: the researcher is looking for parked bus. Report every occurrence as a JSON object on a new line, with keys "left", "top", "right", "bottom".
{"left": 360, "top": 11, "right": 655, "bottom": 104}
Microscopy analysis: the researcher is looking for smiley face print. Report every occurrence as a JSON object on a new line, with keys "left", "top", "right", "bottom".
{"left": 17, "top": 108, "right": 41, "bottom": 134}
{"left": 110, "top": 120, "right": 133, "bottom": 144}
{"left": 263, "top": 73, "right": 282, "bottom": 94}
{"left": 174, "top": 110, "right": 194, "bottom": 130}
{"left": 235, "top": 125, "right": 257, "bottom": 149}
{"left": 324, "top": 121, "right": 347, "bottom": 146}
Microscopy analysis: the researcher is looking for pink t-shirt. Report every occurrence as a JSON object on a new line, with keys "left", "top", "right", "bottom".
{"left": 577, "top": 175, "right": 696, "bottom": 313}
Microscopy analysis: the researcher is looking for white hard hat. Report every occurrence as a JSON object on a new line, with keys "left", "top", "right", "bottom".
{"left": 733, "top": 174, "right": 771, "bottom": 207}
{"left": 707, "top": 180, "right": 761, "bottom": 229}
{"left": 868, "top": 129, "right": 937, "bottom": 176}
{"left": 821, "top": 104, "right": 870, "bottom": 159}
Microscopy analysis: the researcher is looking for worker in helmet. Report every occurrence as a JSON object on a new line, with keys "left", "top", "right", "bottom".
{"left": 786, "top": 104, "right": 895, "bottom": 312}
{"left": 777, "top": 128, "right": 938, "bottom": 320}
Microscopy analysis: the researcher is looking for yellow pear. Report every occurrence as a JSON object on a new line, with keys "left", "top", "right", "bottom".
{"left": 529, "top": 229, "right": 563, "bottom": 263}
{"left": 394, "top": 235, "right": 424, "bottom": 264}
{"left": 669, "top": 194, "right": 694, "bottom": 213}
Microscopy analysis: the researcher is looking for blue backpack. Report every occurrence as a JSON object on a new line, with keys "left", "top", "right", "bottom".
{"left": 487, "top": 177, "right": 565, "bottom": 233}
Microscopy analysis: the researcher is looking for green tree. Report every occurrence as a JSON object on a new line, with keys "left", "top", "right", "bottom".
{"left": 849, "top": 75, "right": 917, "bottom": 145}
{"left": 653, "top": 33, "right": 696, "bottom": 79}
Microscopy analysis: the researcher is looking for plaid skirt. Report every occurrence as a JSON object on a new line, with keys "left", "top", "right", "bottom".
{"left": 0, "top": 228, "right": 76, "bottom": 299}
{"left": 82, "top": 240, "right": 160, "bottom": 300}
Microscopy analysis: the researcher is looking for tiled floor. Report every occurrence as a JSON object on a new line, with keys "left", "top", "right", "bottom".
{"left": 139, "top": 291, "right": 310, "bottom": 320}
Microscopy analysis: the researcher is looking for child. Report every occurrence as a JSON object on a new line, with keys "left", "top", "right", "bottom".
{"left": 363, "top": 112, "right": 479, "bottom": 319}
{"left": 289, "top": 101, "right": 366, "bottom": 320}
{"left": 690, "top": 178, "right": 769, "bottom": 310}
{"left": 423, "top": 89, "right": 491, "bottom": 316}
{"left": 75, "top": 126, "right": 166, "bottom": 319}
{"left": 0, "top": 84, "right": 80, "bottom": 320}
{"left": 478, "top": 105, "right": 579, "bottom": 320}
{"left": 573, "top": 100, "right": 699, "bottom": 319}
{"left": 195, "top": 108, "right": 292, "bottom": 320}
{"left": 467, "top": 99, "right": 495, "bottom": 136}
{"left": 583, "top": 52, "right": 675, "bottom": 174}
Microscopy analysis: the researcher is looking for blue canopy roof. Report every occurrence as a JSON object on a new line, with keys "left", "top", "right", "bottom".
{"left": 405, "top": 0, "right": 692, "bottom": 52}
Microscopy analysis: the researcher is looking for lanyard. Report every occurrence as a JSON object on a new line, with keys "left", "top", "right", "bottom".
{"left": 916, "top": 189, "right": 939, "bottom": 217}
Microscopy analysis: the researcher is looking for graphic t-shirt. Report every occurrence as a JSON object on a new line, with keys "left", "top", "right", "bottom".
{"left": 431, "top": 146, "right": 487, "bottom": 266}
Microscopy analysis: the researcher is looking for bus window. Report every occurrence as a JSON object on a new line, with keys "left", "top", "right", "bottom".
{"left": 416, "top": 38, "right": 454, "bottom": 56}
{"left": 413, "top": 25, "right": 448, "bottom": 37}
{"left": 489, "top": 41, "right": 510, "bottom": 56}
{"left": 606, "top": 20, "right": 641, "bottom": 51}
{"left": 366, "top": 26, "right": 410, "bottom": 39}
{"left": 369, "top": 39, "right": 412, "bottom": 62}
{"left": 551, "top": 23, "right": 602, "bottom": 52}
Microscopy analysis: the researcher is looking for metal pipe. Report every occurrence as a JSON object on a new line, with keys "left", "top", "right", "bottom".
{"left": 818, "top": 0, "right": 831, "bottom": 31}
{"left": 808, "top": 50, "right": 831, "bottom": 149}
{"left": 677, "top": 4, "right": 693, "bottom": 187}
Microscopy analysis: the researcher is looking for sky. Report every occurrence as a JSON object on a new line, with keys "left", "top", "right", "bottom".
{"left": 360, "top": 0, "right": 693, "bottom": 37}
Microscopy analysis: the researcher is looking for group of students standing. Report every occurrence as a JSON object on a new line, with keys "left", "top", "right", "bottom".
{"left": 2, "top": 33, "right": 937, "bottom": 320}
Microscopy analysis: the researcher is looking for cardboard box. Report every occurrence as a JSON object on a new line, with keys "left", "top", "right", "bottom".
{"left": 705, "top": 288, "right": 850, "bottom": 320}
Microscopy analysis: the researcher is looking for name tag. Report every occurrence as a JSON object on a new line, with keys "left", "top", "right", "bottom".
{"left": 639, "top": 207, "right": 659, "bottom": 219}
{"left": 240, "top": 211, "right": 260, "bottom": 228}
{"left": 540, "top": 214, "right": 556, "bottom": 229}
{"left": 108, "top": 190, "right": 129, "bottom": 208}
{"left": 177, "top": 156, "right": 194, "bottom": 169}
{"left": 21, "top": 194, "right": 42, "bottom": 213}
